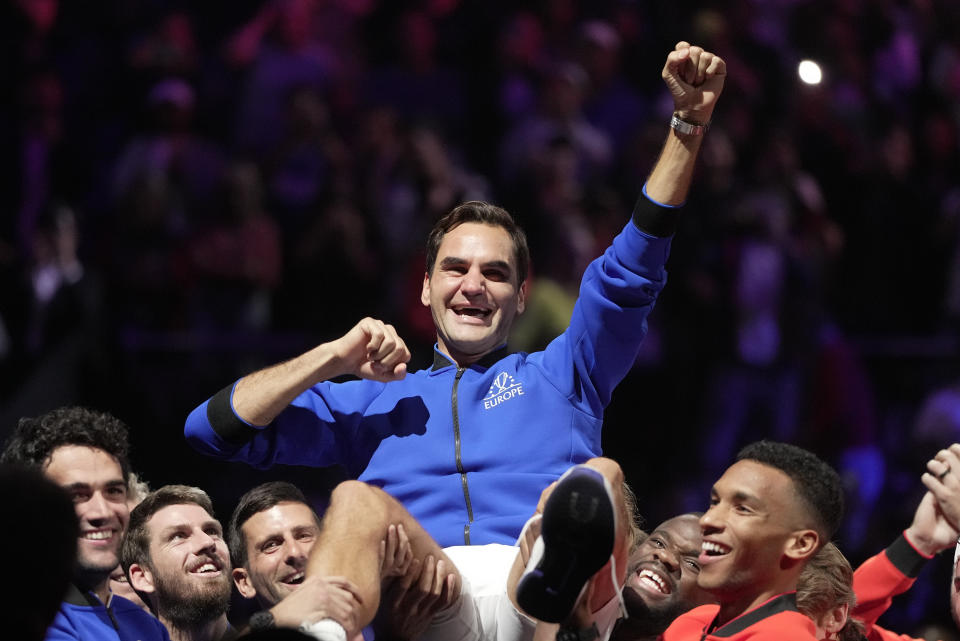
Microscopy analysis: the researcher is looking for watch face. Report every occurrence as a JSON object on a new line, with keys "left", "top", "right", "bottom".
{"left": 249, "top": 610, "right": 275, "bottom": 630}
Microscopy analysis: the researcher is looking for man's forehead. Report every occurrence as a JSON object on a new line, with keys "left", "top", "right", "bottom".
{"left": 715, "top": 460, "right": 791, "bottom": 501}
{"left": 43, "top": 444, "right": 124, "bottom": 482}
{"left": 244, "top": 502, "right": 317, "bottom": 537}
{"left": 149, "top": 502, "right": 217, "bottom": 531}
{"left": 657, "top": 515, "right": 702, "bottom": 542}
{"left": 437, "top": 223, "right": 515, "bottom": 260}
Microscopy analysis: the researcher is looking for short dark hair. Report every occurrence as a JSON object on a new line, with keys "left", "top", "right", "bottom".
{"left": 0, "top": 406, "right": 132, "bottom": 483}
{"left": 121, "top": 485, "right": 215, "bottom": 573}
{"left": 227, "top": 481, "right": 319, "bottom": 569}
{"left": 425, "top": 201, "right": 530, "bottom": 285}
{"left": 737, "top": 441, "right": 844, "bottom": 541}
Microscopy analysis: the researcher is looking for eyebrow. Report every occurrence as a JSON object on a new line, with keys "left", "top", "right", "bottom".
{"left": 653, "top": 528, "right": 701, "bottom": 558}
{"left": 439, "top": 256, "right": 512, "bottom": 272}
{"left": 159, "top": 519, "right": 222, "bottom": 537}
{"left": 63, "top": 479, "right": 126, "bottom": 491}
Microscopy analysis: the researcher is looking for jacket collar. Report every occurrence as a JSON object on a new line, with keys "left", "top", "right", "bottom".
{"left": 431, "top": 344, "right": 509, "bottom": 371}
{"left": 707, "top": 593, "right": 801, "bottom": 637}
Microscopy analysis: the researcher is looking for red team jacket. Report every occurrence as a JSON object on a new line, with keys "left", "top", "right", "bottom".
{"left": 661, "top": 593, "right": 818, "bottom": 640}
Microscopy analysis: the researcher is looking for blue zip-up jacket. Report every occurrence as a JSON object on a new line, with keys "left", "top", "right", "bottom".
{"left": 45, "top": 584, "right": 171, "bottom": 641}
{"left": 185, "top": 197, "right": 675, "bottom": 548}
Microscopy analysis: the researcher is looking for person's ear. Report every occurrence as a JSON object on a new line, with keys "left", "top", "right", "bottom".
{"left": 421, "top": 272, "right": 431, "bottom": 307}
{"left": 819, "top": 603, "right": 849, "bottom": 639}
{"left": 128, "top": 563, "right": 156, "bottom": 595}
{"left": 785, "top": 529, "right": 819, "bottom": 561}
{"left": 516, "top": 280, "right": 528, "bottom": 314}
{"left": 232, "top": 567, "right": 258, "bottom": 599}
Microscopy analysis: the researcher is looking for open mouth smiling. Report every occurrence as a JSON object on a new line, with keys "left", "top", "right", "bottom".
{"left": 81, "top": 528, "right": 117, "bottom": 543}
{"left": 636, "top": 567, "right": 672, "bottom": 595}
{"left": 188, "top": 558, "right": 224, "bottom": 576}
{"left": 281, "top": 571, "right": 305, "bottom": 586}
{"left": 452, "top": 305, "right": 492, "bottom": 319}
{"left": 699, "top": 540, "right": 732, "bottom": 563}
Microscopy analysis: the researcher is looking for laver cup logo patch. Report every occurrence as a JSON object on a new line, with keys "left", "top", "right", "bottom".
{"left": 483, "top": 372, "right": 524, "bottom": 409}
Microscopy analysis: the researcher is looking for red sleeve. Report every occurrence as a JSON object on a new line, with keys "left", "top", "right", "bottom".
{"left": 852, "top": 532, "right": 931, "bottom": 635}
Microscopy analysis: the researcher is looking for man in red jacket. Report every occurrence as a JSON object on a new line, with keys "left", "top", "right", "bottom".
{"left": 661, "top": 441, "right": 844, "bottom": 641}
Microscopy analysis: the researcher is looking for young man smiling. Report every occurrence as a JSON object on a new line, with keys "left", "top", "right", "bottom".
{"left": 662, "top": 441, "right": 844, "bottom": 641}
{"left": 0, "top": 407, "right": 170, "bottom": 641}
{"left": 185, "top": 40, "right": 727, "bottom": 553}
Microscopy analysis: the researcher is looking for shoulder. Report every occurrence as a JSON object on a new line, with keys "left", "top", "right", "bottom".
{"left": 111, "top": 596, "right": 168, "bottom": 636}
{"left": 662, "top": 604, "right": 718, "bottom": 639}
{"left": 752, "top": 610, "right": 818, "bottom": 639}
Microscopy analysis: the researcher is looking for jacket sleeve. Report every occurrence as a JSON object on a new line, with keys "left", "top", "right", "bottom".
{"left": 184, "top": 377, "right": 389, "bottom": 475}
{"left": 535, "top": 194, "right": 674, "bottom": 418}
{"left": 852, "top": 532, "right": 932, "bottom": 636}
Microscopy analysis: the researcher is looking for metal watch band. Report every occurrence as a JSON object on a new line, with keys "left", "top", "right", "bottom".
{"left": 670, "top": 114, "right": 709, "bottom": 135}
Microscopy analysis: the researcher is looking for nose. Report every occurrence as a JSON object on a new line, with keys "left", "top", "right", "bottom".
{"left": 653, "top": 545, "right": 680, "bottom": 572}
{"left": 84, "top": 491, "right": 112, "bottom": 524}
{"left": 460, "top": 266, "right": 484, "bottom": 295}
{"left": 284, "top": 537, "right": 309, "bottom": 566}
{"left": 700, "top": 505, "right": 722, "bottom": 534}
{"left": 193, "top": 529, "right": 218, "bottom": 554}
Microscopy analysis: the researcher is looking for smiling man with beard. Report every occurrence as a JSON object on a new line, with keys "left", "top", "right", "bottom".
{"left": 612, "top": 514, "right": 714, "bottom": 641}
{"left": 121, "top": 485, "right": 235, "bottom": 641}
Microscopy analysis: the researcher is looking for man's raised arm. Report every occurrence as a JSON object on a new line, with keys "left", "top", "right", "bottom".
{"left": 644, "top": 41, "right": 726, "bottom": 209}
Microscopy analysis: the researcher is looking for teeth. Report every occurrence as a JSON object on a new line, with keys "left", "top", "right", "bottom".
{"left": 702, "top": 541, "right": 730, "bottom": 555}
{"left": 83, "top": 531, "right": 112, "bottom": 540}
{"left": 194, "top": 563, "right": 218, "bottom": 573}
{"left": 638, "top": 569, "right": 668, "bottom": 594}
{"left": 285, "top": 572, "right": 305, "bottom": 584}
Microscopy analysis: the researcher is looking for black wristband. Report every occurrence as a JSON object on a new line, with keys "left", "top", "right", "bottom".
{"left": 248, "top": 610, "right": 276, "bottom": 630}
{"left": 556, "top": 622, "right": 599, "bottom": 641}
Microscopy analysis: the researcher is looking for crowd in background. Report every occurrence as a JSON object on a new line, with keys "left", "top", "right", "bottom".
{"left": 2, "top": 0, "right": 960, "bottom": 634}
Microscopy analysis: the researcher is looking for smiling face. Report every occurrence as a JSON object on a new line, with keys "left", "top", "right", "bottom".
{"left": 697, "top": 460, "right": 818, "bottom": 610}
{"left": 43, "top": 445, "right": 129, "bottom": 582}
{"left": 131, "top": 503, "right": 231, "bottom": 626}
{"left": 232, "top": 501, "right": 320, "bottom": 607}
{"left": 622, "top": 514, "right": 715, "bottom": 635}
{"left": 421, "top": 222, "right": 526, "bottom": 366}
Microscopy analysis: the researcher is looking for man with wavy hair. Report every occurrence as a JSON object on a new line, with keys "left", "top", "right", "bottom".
{"left": 1, "top": 406, "right": 170, "bottom": 641}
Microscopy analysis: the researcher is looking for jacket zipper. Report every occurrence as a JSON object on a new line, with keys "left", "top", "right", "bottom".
{"left": 452, "top": 366, "right": 474, "bottom": 544}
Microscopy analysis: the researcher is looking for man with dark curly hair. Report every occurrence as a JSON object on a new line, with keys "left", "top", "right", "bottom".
{"left": 1, "top": 406, "right": 170, "bottom": 641}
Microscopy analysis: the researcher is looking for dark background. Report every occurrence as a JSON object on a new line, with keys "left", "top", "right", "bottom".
{"left": 2, "top": 0, "right": 959, "bottom": 634}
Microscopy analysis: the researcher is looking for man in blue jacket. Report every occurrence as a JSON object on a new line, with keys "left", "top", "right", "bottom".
{"left": 185, "top": 40, "right": 726, "bottom": 555}
{"left": 1, "top": 407, "right": 171, "bottom": 641}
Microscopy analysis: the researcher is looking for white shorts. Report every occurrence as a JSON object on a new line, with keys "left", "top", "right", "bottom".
{"left": 417, "top": 543, "right": 535, "bottom": 641}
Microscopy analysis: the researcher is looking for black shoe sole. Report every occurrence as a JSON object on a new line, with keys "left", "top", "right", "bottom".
{"left": 516, "top": 467, "right": 616, "bottom": 623}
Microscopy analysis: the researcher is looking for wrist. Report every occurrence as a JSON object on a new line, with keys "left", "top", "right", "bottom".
{"left": 672, "top": 109, "right": 711, "bottom": 126}
{"left": 903, "top": 526, "right": 943, "bottom": 557}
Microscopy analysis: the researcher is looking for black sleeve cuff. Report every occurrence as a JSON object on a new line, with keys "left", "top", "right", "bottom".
{"left": 631, "top": 193, "right": 678, "bottom": 238}
{"left": 885, "top": 533, "right": 930, "bottom": 578}
{"left": 207, "top": 383, "right": 258, "bottom": 446}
